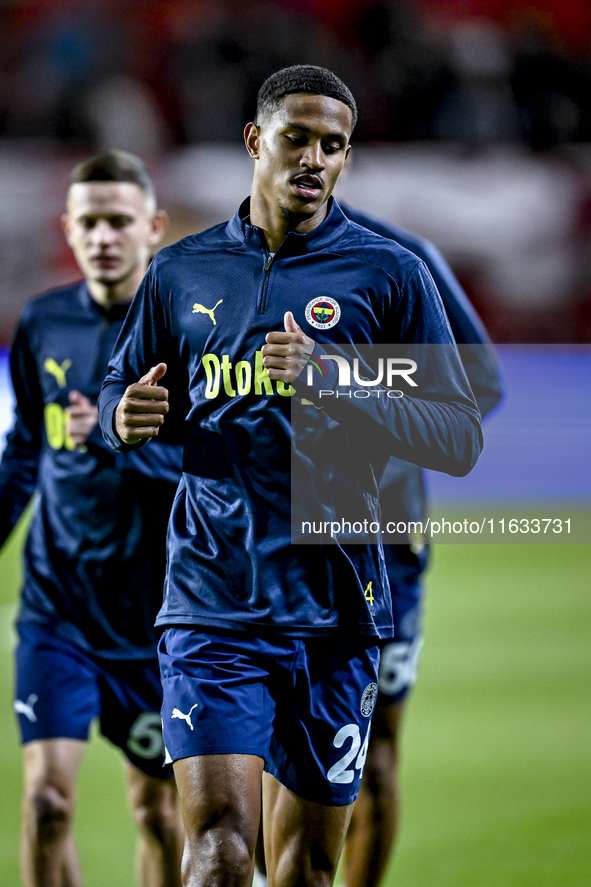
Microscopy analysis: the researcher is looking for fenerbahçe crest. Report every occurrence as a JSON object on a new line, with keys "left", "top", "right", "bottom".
{"left": 360, "top": 682, "right": 378, "bottom": 717}
{"left": 305, "top": 297, "right": 341, "bottom": 330}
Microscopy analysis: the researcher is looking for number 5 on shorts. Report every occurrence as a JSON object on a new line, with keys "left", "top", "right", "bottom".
{"left": 327, "top": 723, "right": 371, "bottom": 784}
{"left": 127, "top": 712, "right": 164, "bottom": 760}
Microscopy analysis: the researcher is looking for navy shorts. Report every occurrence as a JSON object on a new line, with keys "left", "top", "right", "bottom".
{"left": 377, "top": 580, "right": 424, "bottom": 704}
{"left": 158, "top": 628, "right": 380, "bottom": 806}
{"left": 14, "top": 621, "right": 171, "bottom": 778}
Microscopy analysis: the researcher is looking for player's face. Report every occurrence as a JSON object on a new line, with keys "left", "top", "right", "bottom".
{"left": 62, "top": 182, "right": 162, "bottom": 291}
{"left": 247, "top": 93, "right": 352, "bottom": 225}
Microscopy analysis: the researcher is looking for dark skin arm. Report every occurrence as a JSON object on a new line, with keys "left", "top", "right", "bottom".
{"left": 262, "top": 311, "right": 315, "bottom": 383}
{"left": 115, "top": 362, "right": 169, "bottom": 445}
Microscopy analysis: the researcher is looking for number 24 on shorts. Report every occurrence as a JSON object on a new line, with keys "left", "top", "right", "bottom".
{"left": 327, "top": 722, "right": 371, "bottom": 784}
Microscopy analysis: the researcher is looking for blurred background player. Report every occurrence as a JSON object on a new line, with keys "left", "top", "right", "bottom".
{"left": 340, "top": 202, "right": 502, "bottom": 887}
{"left": 0, "top": 150, "right": 184, "bottom": 887}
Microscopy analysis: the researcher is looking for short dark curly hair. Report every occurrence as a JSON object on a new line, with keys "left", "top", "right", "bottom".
{"left": 68, "top": 150, "right": 156, "bottom": 210}
{"left": 256, "top": 65, "right": 357, "bottom": 132}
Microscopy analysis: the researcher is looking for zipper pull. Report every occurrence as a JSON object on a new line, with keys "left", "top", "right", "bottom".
{"left": 264, "top": 253, "right": 274, "bottom": 272}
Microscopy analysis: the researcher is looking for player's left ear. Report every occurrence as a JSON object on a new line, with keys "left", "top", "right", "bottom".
{"left": 61, "top": 212, "right": 73, "bottom": 246}
{"left": 148, "top": 209, "right": 168, "bottom": 246}
{"left": 244, "top": 122, "right": 261, "bottom": 159}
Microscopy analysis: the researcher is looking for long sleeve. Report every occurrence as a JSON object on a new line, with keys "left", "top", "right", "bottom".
{"left": 0, "top": 320, "right": 42, "bottom": 546}
{"left": 300, "top": 260, "right": 483, "bottom": 478}
{"left": 99, "top": 263, "right": 174, "bottom": 452}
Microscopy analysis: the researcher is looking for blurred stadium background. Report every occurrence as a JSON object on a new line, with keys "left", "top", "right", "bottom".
{"left": 0, "top": 1, "right": 590, "bottom": 885}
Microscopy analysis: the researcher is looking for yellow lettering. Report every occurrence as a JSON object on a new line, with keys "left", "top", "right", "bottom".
{"left": 276, "top": 380, "right": 295, "bottom": 397}
{"left": 44, "top": 403, "right": 64, "bottom": 449}
{"left": 364, "top": 581, "right": 375, "bottom": 606}
{"left": 201, "top": 350, "right": 296, "bottom": 399}
{"left": 203, "top": 353, "right": 221, "bottom": 399}
{"left": 254, "top": 350, "right": 273, "bottom": 395}
{"left": 235, "top": 360, "right": 252, "bottom": 396}
{"left": 44, "top": 403, "right": 76, "bottom": 451}
{"left": 221, "top": 354, "right": 236, "bottom": 397}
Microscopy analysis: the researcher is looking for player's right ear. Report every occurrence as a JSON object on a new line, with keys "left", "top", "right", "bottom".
{"left": 244, "top": 123, "right": 260, "bottom": 159}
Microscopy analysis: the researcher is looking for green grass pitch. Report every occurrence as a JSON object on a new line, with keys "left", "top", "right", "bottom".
{"left": 1, "top": 522, "right": 589, "bottom": 886}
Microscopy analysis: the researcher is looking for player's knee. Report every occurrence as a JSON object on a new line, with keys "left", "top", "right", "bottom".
{"left": 183, "top": 824, "right": 253, "bottom": 887}
{"left": 24, "top": 780, "right": 74, "bottom": 841}
{"left": 273, "top": 842, "right": 335, "bottom": 887}
{"left": 308, "top": 844, "right": 336, "bottom": 887}
{"left": 363, "top": 741, "right": 398, "bottom": 808}
{"left": 132, "top": 793, "right": 180, "bottom": 844}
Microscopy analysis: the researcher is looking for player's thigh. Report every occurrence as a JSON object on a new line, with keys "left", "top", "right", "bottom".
{"left": 124, "top": 760, "right": 180, "bottom": 826}
{"left": 359, "top": 699, "right": 406, "bottom": 802}
{"left": 14, "top": 621, "right": 100, "bottom": 745}
{"left": 173, "top": 753, "right": 264, "bottom": 849}
{"left": 262, "top": 771, "right": 353, "bottom": 885}
{"left": 158, "top": 629, "right": 275, "bottom": 850}
{"left": 369, "top": 698, "right": 406, "bottom": 745}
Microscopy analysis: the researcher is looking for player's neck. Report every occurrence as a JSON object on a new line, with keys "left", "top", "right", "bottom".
{"left": 86, "top": 268, "right": 147, "bottom": 309}
{"left": 249, "top": 189, "right": 329, "bottom": 254}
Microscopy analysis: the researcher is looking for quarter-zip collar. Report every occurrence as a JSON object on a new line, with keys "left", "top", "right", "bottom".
{"left": 227, "top": 196, "right": 350, "bottom": 256}
{"left": 76, "top": 281, "right": 131, "bottom": 322}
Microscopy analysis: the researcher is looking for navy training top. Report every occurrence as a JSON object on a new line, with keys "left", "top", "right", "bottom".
{"left": 0, "top": 282, "right": 182, "bottom": 659}
{"left": 99, "top": 198, "right": 483, "bottom": 642}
